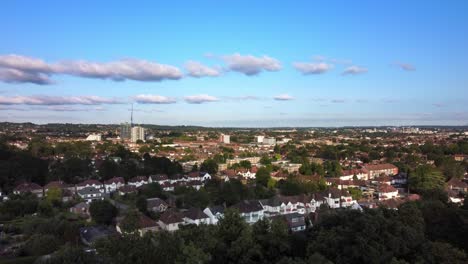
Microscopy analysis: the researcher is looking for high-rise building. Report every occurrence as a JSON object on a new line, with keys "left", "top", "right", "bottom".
{"left": 120, "top": 122, "right": 131, "bottom": 140}
{"left": 131, "top": 126, "right": 145, "bottom": 143}
{"left": 255, "top": 135, "right": 265, "bottom": 143}
{"left": 263, "top": 137, "right": 276, "bottom": 145}
{"left": 219, "top": 134, "right": 230, "bottom": 144}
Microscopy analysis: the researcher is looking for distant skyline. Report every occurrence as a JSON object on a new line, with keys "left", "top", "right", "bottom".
{"left": 1, "top": 0, "right": 467, "bottom": 127}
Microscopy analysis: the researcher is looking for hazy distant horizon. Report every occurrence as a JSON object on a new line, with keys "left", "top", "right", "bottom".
{"left": 1, "top": 1, "right": 467, "bottom": 126}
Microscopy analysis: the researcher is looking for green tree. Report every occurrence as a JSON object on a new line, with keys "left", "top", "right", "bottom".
{"left": 89, "top": 200, "right": 118, "bottom": 225}
{"left": 256, "top": 167, "right": 271, "bottom": 187}
{"left": 409, "top": 165, "right": 445, "bottom": 193}
{"left": 200, "top": 158, "right": 218, "bottom": 174}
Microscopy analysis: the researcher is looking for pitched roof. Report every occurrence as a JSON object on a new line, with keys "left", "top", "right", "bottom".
{"left": 149, "top": 174, "right": 169, "bottom": 181}
{"left": 377, "top": 184, "right": 398, "bottom": 193}
{"left": 14, "top": 182, "right": 42, "bottom": 192}
{"left": 78, "top": 186, "right": 101, "bottom": 195}
{"left": 184, "top": 208, "right": 209, "bottom": 220}
{"left": 118, "top": 185, "right": 137, "bottom": 193}
{"left": 128, "top": 176, "right": 148, "bottom": 183}
{"left": 365, "top": 163, "right": 398, "bottom": 171}
{"left": 104, "top": 177, "right": 125, "bottom": 185}
{"left": 159, "top": 210, "right": 184, "bottom": 224}
{"left": 446, "top": 177, "right": 468, "bottom": 189}
{"left": 138, "top": 214, "right": 158, "bottom": 228}
{"left": 77, "top": 179, "right": 102, "bottom": 187}
{"left": 146, "top": 197, "right": 167, "bottom": 208}
{"left": 232, "top": 200, "right": 263, "bottom": 213}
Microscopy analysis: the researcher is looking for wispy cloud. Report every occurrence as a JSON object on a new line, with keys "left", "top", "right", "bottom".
{"left": 222, "top": 53, "right": 281, "bottom": 75}
{"left": 0, "top": 68, "right": 53, "bottom": 85}
{"left": 0, "top": 95, "right": 124, "bottom": 105}
{"left": 331, "top": 99, "right": 346, "bottom": 103}
{"left": 394, "top": 62, "right": 415, "bottom": 71}
{"left": 184, "top": 61, "right": 221, "bottom": 77}
{"left": 342, "top": 65, "right": 368, "bottom": 75}
{"left": 184, "top": 94, "right": 219, "bottom": 104}
{"left": 293, "top": 62, "right": 333, "bottom": 75}
{"left": 133, "top": 94, "right": 177, "bottom": 104}
{"left": 274, "top": 94, "right": 295, "bottom": 101}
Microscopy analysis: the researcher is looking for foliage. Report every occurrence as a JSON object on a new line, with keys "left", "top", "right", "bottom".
{"left": 89, "top": 200, "right": 118, "bottom": 225}
{"left": 409, "top": 165, "right": 445, "bottom": 193}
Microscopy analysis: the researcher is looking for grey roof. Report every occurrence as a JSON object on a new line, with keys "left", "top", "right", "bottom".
{"left": 232, "top": 200, "right": 263, "bottom": 213}
{"left": 147, "top": 198, "right": 167, "bottom": 208}
{"left": 78, "top": 186, "right": 101, "bottom": 195}
{"left": 210, "top": 205, "right": 225, "bottom": 215}
{"left": 184, "top": 208, "right": 209, "bottom": 220}
{"left": 283, "top": 213, "right": 306, "bottom": 229}
{"left": 80, "top": 226, "right": 115, "bottom": 246}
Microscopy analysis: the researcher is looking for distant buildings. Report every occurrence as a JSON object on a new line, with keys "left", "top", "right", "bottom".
{"left": 255, "top": 135, "right": 265, "bottom": 143}
{"left": 262, "top": 137, "right": 276, "bottom": 145}
{"left": 120, "top": 122, "right": 131, "bottom": 140}
{"left": 86, "top": 134, "right": 102, "bottom": 141}
{"left": 131, "top": 126, "right": 145, "bottom": 143}
{"left": 219, "top": 134, "right": 230, "bottom": 144}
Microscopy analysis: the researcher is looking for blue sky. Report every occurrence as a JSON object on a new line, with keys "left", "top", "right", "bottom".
{"left": 0, "top": 0, "right": 467, "bottom": 126}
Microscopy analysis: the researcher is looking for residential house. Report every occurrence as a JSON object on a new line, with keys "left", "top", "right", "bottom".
{"left": 340, "top": 169, "right": 368, "bottom": 180}
{"left": 149, "top": 174, "right": 169, "bottom": 185}
{"left": 364, "top": 163, "right": 399, "bottom": 179}
{"left": 13, "top": 182, "right": 43, "bottom": 197}
{"left": 70, "top": 202, "right": 90, "bottom": 216}
{"left": 158, "top": 210, "right": 185, "bottom": 231}
{"left": 203, "top": 206, "right": 225, "bottom": 225}
{"left": 392, "top": 173, "right": 408, "bottom": 186}
{"left": 76, "top": 179, "right": 103, "bottom": 192}
{"left": 146, "top": 197, "right": 168, "bottom": 213}
{"left": 376, "top": 184, "right": 399, "bottom": 200}
{"left": 128, "top": 176, "right": 149, "bottom": 188}
{"left": 118, "top": 185, "right": 137, "bottom": 195}
{"left": 183, "top": 208, "right": 210, "bottom": 225}
{"left": 273, "top": 213, "right": 307, "bottom": 232}
{"left": 116, "top": 214, "right": 159, "bottom": 236}
{"left": 78, "top": 186, "right": 104, "bottom": 203}
{"left": 232, "top": 200, "right": 264, "bottom": 224}
{"left": 104, "top": 177, "right": 125, "bottom": 193}
{"left": 323, "top": 188, "right": 354, "bottom": 208}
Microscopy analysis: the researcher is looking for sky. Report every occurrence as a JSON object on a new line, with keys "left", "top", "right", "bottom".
{"left": 0, "top": 0, "right": 467, "bottom": 127}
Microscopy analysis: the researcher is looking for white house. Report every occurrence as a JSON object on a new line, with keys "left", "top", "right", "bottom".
{"left": 78, "top": 186, "right": 104, "bottom": 203}
{"left": 76, "top": 179, "right": 104, "bottom": 192}
{"left": 128, "top": 176, "right": 149, "bottom": 188}
{"left": 203, "top": 206, "right": 225, "bottom": 225}
{"left": 376, "top": 184, "right": 399, "bottom": 200}
{"left": 158, "top": 211, "right": 185, "bottom": 232}
{"left": 183, "top": 208, "right": 210, "bottom": 226}
{"left": 231, "top": 200, "right": 264, "bottom": 224}
{"left": 104, "top": 177, "right": 125, "bottom": 193}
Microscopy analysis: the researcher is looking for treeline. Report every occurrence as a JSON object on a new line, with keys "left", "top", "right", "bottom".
{"left": 39, "top": 199, "right": 468, "bottom": 264}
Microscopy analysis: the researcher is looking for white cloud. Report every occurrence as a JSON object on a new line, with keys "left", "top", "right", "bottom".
{"left": 293, "top": 62, "right": 333, "bottom": 75}
{"left": 53, "top": 59, "right": 183, "bottom": 81}
{"left": 133, "top": 94, "right": 177, "bottom": 104}
{"left": 184, "top": 61, "right": 221, "bottom": 77}
{"left": 184, "top": 94, "right": 219, "bottom": 104}
{"left": 0, "top": 54, "right": 183, "bottom": 84}
{"left": 342, "top": 65, "right": 368, "bottom": 75}
{"left": 223, "top": 53, "right": 281, "bottom": 75}
{"left": 0, "top": 95, "right": 124, "bottom": 105}
{"left": 0, "top": 54, "right": 52, "bottom": 73}
{"left": 0, "top": 68, "right": 53, "bottom": 85}
{"left": 274, "top": 94, "right": 295, "bottom": 101}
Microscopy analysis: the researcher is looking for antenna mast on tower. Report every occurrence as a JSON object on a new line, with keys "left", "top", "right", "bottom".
{"left": 131, "top": 103, "right": 134, "bottom": 127}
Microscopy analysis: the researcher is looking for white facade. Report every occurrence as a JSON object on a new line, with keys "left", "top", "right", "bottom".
{"left": 86, "top": 134, "right": 102, "bottom": 141}
{"left": 131, "top": 126, "right": 145, "bottom": 143}
{"left": 255, "top": 135, "right": 265, "bottom": 143}
{"left": 263, "top": 137, "right": 276, "bottom": 145}
{"left": 220, "top": 134, "right": 230, "bottom": 144}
